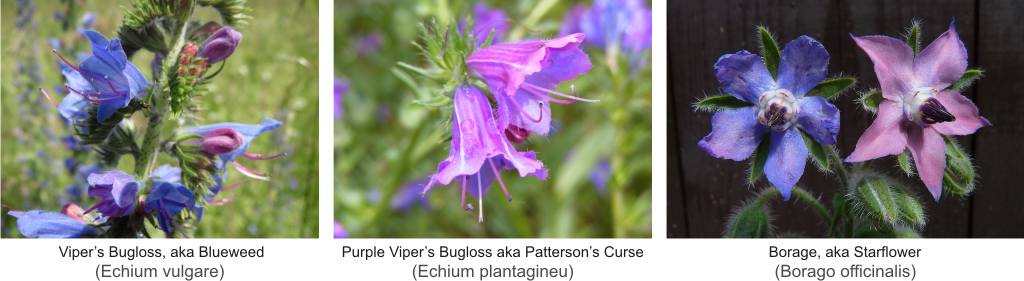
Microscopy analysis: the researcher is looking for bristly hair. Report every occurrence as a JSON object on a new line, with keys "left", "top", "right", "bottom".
{"left": 855, "top": 87, "right": 882, "bottom": 115}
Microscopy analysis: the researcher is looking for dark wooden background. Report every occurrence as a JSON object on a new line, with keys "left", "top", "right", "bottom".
{"left": 667, "top": 0, "right": 1024, "bottom": 238}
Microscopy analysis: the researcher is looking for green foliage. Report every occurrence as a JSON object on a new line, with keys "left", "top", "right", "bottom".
{"left": 904, "top": 20, "right": 921, "bottom": 56}
{"left": 198, "top": 0, "right": 252, "bottom": 28}
{"left": 850, "top": 176, "right": 926, "bottom": 232}
{"left": 801, "top": 131, "right": 830, "bottom": 171}
{"left": 757, "top": 26, "right": 781, "bottom": 80}
{"left": 859, "top": 89, "right": 884, "bottom": 112}
{"left": 749, "top": 135, "right": 770, "bottom": 184}
{"left": 946, "top": 69, "right": 983, "bottom": 92}
{"left": 897, "top": 149, "right": 914, "bottom": 176}
{"left": 726, "top": 203, "right": 772, "bottom": 238}
{"left": 805, "top": 77, "right": 856, "bottom": 100}
{"left": 942, "top": 136, "right": 976, "bottom": 197}
{"left": 694, "top": 95, "right": 753, "bottom": 111}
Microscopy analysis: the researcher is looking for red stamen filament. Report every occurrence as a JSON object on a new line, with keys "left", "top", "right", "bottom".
{"left": 241, "top": 152, "right": 286, "bottom": 160}
{"left": 461, "top": 175, "right": 469, "bottom": 211}
{"left": 54, "top": 49, "right": 127, "bottom": 96}
{"left": 40, "top": 88, "right": 59, "bottom": 108}
{"left": 66, "top": 84, "right": 119, "bottom": 103}
{"left": 489, "top": 158, "right": 512, "bottom": 202}
{"left": 507, "top": 95, "right": 544, "bottom": 123}
{"left": 222, "top": 179, "right": 249, "bottom": 192}
{"left": 102, "top": 77, "right": 128, "bottom": 97}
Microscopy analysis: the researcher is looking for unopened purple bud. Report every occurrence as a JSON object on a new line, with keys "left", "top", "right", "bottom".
{"left": 919, "top": 97, "right": 955, "bottom": 124}
{"left": 198, "top": 127, "right": 245, "bottom": 155}
{"left": 504, "top": 125, "right": 530, "bottom": 143}
{"left": 198, "top": 27, "right": 242, "bottom": 64}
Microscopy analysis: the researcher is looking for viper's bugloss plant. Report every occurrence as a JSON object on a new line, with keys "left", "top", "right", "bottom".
{"left": 3, "top": 0, "right": 307, "bottom": 239}
{"left": 337, "top": 0, "right": 652, "bottom": 238}
{"left": 699, "top": 22, "right": 989, "bottom": 238}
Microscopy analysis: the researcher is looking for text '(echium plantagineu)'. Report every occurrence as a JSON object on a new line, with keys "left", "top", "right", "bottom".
{"left": 695, "top": 21, "right": 989, "bottom": 238}
{"left": 7, "top": 0, "right": 289, "bottom": 238}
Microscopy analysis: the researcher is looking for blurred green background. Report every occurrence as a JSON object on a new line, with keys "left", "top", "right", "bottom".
{"left": 1, "top": 0, "right": 319, "bottom": 238}
{"left": 335, "top": 0, "right": 652, "bottom": 238}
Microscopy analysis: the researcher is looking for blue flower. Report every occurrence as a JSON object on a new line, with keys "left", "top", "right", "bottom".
{"left": 698, "top": 36, "right": 839, "bottom": 200}
{"left": 561, "top": 0, "right": 652, "bottom": 58}
{"left": 151, "top": 164, "right": 181, "bottom": 184}
{"left": 144, "top": 180, "right": 195, "bottom": 237}
{"left": 82, "top": 170, "right": 141, "bottom": 218}
{"left": 56, "top": 30, "right": 150, "bottom": 122}
{"left": 6, "top": 210, "right": 102, "bottom": 238}
{"left": 391, "top": 178, "right": 432, "bottom": 212}
{"left": 187, "top": 118, "right": 283, "bottom": 180}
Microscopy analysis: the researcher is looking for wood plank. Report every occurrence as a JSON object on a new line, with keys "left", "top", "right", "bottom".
{"left": 971, "top": 0, "right": 1024, "bottom": 238}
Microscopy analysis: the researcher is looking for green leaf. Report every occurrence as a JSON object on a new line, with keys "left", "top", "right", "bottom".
{"left": 905, "top": 20, "right": 921, "bottom": 56}
{"left": 726, "top": 204, "right": 772, "bottom": 238}
{"left": 749, "top": 135, "right": 770, "bottom": 184}
{"left": 943, "top": 135, "right": 967, "bottom": 160}
{"left": 897, "top": 149, "right": 914, "bottom": 176}
{"left": 859, "top": 89, "right": 885, "bottom": 111}
{"left": 694, "top": 95, "right": 753, "bottom": 111}
{"left": 805, "top": 77, "right": 856, "bottom": 100}
{"left": 758, "top": 26, "right": 781, "bottom": 80}
{"left": 852, "top": 176, "right": 900, "bottom": 231}
{"left": 893, "top": 188, "right": 926, "bottom": 228}
{"left": 801, "top": 131, "right": 829, "bottom": 170}
{"left": 946, "top": 70, "right": 983, "bottom": 91}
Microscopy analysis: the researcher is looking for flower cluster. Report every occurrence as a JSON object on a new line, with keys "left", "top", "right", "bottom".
{"left": 698, "top": 21, "right": 989, "bottom": 237}
{"left": 7, "top": 0, "right": 285, "bottom": 239}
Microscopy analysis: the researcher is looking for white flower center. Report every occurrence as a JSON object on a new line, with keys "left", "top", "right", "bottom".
{"left": 757, "top": 89, "right": 799, "bottom": 131}
{"left": 901, "top": 87, "right": 953, "bottom": 126}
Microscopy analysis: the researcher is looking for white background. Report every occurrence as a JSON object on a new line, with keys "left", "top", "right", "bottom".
{"left": 2, "top": 0, "right": 1022, "bottom": 280}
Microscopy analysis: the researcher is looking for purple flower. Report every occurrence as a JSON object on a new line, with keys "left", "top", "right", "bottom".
{"left": 335, "top": 77, "right": 349, "bottom": 119}
{"left": 466, "top": 33, "right": 596, "bottom": 136}
{"left": 460, "top": 2, "right": 509, "bottom": 46}
{"left": 391, "top": 178, "right": 432, "bottom": 211}
{"left": 187, "top": 118, "right": 283, "bottom": 180}
{"left": 847, "top": 21, "right": 990, "bottom": 200}
{"left": 151, "top": 164, "right": 181, "bottom": 184}
{"left": 7, "top": 210, "right": 102, "bottom": 238}
{"left": 699, "top": 36, "right": 839, "bottom": 200}
{"left": 423, "top": 86, "right": 547, "bottom": 222}
{"left": 80, "top": 12, "right": 96, "bottom": 26}
{"left": 55, "top": 30, "right": 150, "bottom": 122}
{"left": 589, "top": 159, "right": 611, "bottom": 195}
{"left": 355, "top": 33, "right": 382, "bottom": 57}
{"left": 82, "top": 171, "right": 141, "bottom": 218}
{"left": 561, "top": 0, "right": 652, "bottom": 55}
{"left": 197, "top": 27, "right": 242, "bottom": 64}
{"left": 144, "top": 179, "right": 195, "bottom": 237}
{"left": 333, "top": 220, "right": 347, "bottom": 238}
{"left": 61, "top": 135, "right": 88, "bottom": 151}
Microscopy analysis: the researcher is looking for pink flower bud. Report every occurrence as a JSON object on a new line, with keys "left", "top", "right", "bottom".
{"left": 198, "top": 27, "right": 242, "bottom": 64}
{"left": 199, "top": 127, "right": 244, "bottom": 155}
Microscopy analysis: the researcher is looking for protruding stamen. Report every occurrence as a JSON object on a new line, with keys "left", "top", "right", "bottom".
{"left": 466, "top": 203, "right": 474, "bottom": 211}
{"left": 507, "top": 95, "right": 544, "bottom": 123}
{"left": 760, "top": 103, "right": 788, "bottom": 127}
{"left": 920, "top": 97, "right": 956, "bottom": 124}
{"left": 230, "top": 160, "right": 270, "bottom": 181}
{"left": 102, "top": 76, "right": 128, "bottom": 97}
{"left": 437, "top": 27, "right": 450, "bottom": 59}
{"left": 81, "top": 199, "right": 110, "bottom": 216}
{"left": 488, "top": 158, "right": 511, "bottom": 202}
{"left": 221, "top": 178, "right": 249, "bottom": 192}
{"left": 522, "top": 82, "right": 599, "bottom": 103}
{"left": 461, "top": 176, "right": 469, "bottom": 211}
{"left": 40, "top": 88, "right": 59, "bottom": 108}
{"left": 66, "top": 84, "right": 119, "bottom": 103}
{"left": 208, "top": 196, "right": 236, "bottom": 206}
{"left": 2, "top": 204, "right": 21, "bottom": 212}
{"left": 477, "top": 173, "right": 483, "bottom": 223}
{"left": 241, "top": 152, "right": 286, "bottom": 160}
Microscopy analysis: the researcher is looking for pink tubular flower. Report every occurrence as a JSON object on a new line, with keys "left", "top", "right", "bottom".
{"left": 847, "top": 21, "right": 990, "bottom": 200}
{"left": 465, "top": 33, "right": 596, "bottom": 136}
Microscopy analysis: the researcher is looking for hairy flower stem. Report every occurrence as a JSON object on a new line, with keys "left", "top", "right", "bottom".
{"left": 791, "top": 188, "right": 832, "bottom": 229}
{"left": 135, "top": 24, "right": 189, "bottom": 180}
{"left": 825, "top": 145, "right": 849, "bottom": 188}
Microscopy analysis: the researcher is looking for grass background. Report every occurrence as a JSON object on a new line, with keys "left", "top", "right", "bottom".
{"left": 1, "top": 0, "right": 319, "bottom": 238}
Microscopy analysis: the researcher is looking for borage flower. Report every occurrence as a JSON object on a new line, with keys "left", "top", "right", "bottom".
{"left": 51, "top": 30, "right": 150, "bottom": 122}
{"left": 466, "top": 33, "right": 596, "bottom": 137}
{"left": 82, "top": 170, "right": 141, "bottom": 218}
{"left": 187, "top": 118, "right": 284, "bottom": 180}
{"left": 423, "top": 86, "right": 547, "bottom": 222}
{"left": 144, "top": 179, "right": 195, "bottom": 237}
{"left": 847, "top": 21, "right": 990, "bottom": 200}
{"left": 699, "top": 36, "right": 839, "bottom": 200}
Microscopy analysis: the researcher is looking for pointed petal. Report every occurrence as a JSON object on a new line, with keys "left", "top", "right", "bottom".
{"left": 82, "top": 30, "right": 126, "bottom": 71}
{"left": 851, "top": 35, "right": 916, "bottom": 99}
{"left": 522, "top": 46, "right": 592, "bottom": 90}
{"left": 795, "top": 96, "right": 840, "bottom": 145}
{"left": 466, "top": 34, "right": 585, "bottom": 96}
{"left": 698, "top": 106, "right": 769, "bottom": 160}
{"left": 914, "top": 21, "right": 968, "bottom": 89}
{"left": 906, "top": 126, "right": 946, "bottom": 200}
{"left": 188, "top": 119, "right": 283, "bottom": 164}
{"left": 714, "top": 50, "right": 775, "bottom": 103}
{"left": 57, "top": 93, "right": 89, "bottom": 126}
{"left": 765, "top": 128, "right": 808, "bottom": 200}
{"left": 7, "top": 210, "right": 100, "bottom": 238}
{"left": 931, "top": 89, "right": 990, "bottom": 135}
{"left": 846, "top": 100, "right": 909, "bottom": 162}
{"left": 777, "top": 36, "right": 829, "bottom": 96}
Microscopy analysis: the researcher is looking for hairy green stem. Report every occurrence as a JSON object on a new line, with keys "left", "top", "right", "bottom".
{"left": 791, "top": 188, "right": 833, "bottom": 228}
{"left": 134, "top": 24, "right": 189, "bottom": 180}
{"left": 825, "top": 145, "right": 849, "bottom": 188}
{"left": 754, "top": 188, "right": 781, "bottom": 206}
